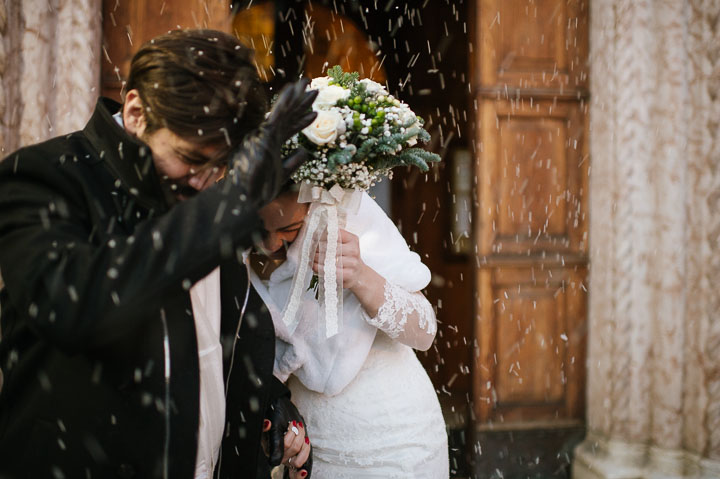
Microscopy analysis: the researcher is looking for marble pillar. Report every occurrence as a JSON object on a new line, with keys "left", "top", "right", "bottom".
{"left": 0, "top": 0, "right": 101, "bottom": 325}
{"left": 0, "top": 0, "right": 101, "bottom": 155}
{"left": 574, "top": 0, "right": 720, "bottom": 478}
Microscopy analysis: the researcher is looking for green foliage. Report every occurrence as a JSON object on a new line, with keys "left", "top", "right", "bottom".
{"left": 328, "top": 65, "right": 359, "bottom": 89}
{"left": 370, "top": 144, "right": 440, "bottom": 172}
{"left": 379, "top": 127, "right": 426, "bottom": 150}
{"left": 355, "top": 137, "right": 379, "bottom": 160}
{"left": 394, "top": 148, "right": 441, "bottom": 172}
{"left": 327, "top": 148, "right": 355, "bottom": 171}
{"left": 349, "top": 82, "right": 368, "bottom": 102}
{"left": 416, "top": 128, "right": 431, "bottom": 143}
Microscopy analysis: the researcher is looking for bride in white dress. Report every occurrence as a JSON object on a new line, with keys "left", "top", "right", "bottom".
{"left": 247, "top": 186, "right": 449, "bottom": 478}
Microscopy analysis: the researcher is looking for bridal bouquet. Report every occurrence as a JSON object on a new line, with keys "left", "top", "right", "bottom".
{"left": 280, "top": 66, "right": 440, "bottom": 338}
{"left": 285, "top": 65, "right": 440, "bottom": 190}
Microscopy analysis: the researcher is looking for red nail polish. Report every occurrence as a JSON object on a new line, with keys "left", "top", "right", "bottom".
{"left": 292, "top": 420, "right": 297, "bottom": 427}
{"left": 305, "top": 437, "right": 310, "bottom": 444}
{"left": 300, "top": 471, "right": 307, "bottom": 478}
{"left": 263, "top": 419, "right": 270, "bottom": 429}
{"left": 298, "top": 421, "right": 303, "bottom": 428}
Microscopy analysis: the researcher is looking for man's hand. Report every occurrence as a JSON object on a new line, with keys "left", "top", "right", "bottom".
{"left": 264, "top": 396, "right": 313, "bottom": 478}
{"left": 264, "top": 79, "right": 319, "bottom": 179}
{"left": 226, "top": 79, "right": 318, "bottom": 206}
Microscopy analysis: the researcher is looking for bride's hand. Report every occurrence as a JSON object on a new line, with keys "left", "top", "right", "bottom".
{"left": 313, "top": 229, "right": 367, "bottom": 290}
{"left": 263, "top": 418, "right": 312, "bottom": 478}
{"left": 313, "top": 229, "right": 386, "bottom": 317}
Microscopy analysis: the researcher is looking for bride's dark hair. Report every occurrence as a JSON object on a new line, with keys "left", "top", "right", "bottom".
{"left": 278, "top": 179, "right": 301, "bottom": 197}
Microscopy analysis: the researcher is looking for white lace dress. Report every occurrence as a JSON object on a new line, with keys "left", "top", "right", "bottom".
{"left": 287, "top": 284, "right": 448, "bottom": 478}
{"left": 249, "top": 193, "right": 448, "bottom": 478}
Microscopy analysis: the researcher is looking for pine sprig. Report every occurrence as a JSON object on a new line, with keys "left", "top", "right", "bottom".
{"left": 355, "top": 137, "right": 379, "bottom": 160}
{"left": 328, "top": 65, "right": 359, "bottom": 89}
{"left": 400, "top": 148, "right": 441, "bottom": 171}
{"left": 327, "top": 148, "right": 355, "bottom": 170}
{"left": 373, "top": 148, "right": 441, "bottom": 172}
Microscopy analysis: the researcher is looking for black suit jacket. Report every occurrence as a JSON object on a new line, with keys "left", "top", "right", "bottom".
{"left": 0, "top": 98, "right": 283, "bottom": 478}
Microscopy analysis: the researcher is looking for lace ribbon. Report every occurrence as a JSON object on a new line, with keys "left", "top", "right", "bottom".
{"left": 281, "top": 183, "right": 362, "bottom": 337}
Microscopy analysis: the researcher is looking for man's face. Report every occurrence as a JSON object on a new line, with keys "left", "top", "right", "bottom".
{"left": 141, "top": 128, "right": 226, "bottom": 204}
{"left": 122, "top": 89, "right": 226, "bottom": 204}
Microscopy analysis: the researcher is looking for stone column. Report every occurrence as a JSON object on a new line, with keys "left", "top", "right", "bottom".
{"left": 0, "top": 0, "right": 100, "bottom": 332}
{"left": 574, "top": 0, "right": 720, "bottom": 478}
{"left": 0, "top": 0, "right": 101, "bottom": 155}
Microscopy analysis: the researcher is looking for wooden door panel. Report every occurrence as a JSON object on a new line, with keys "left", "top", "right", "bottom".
{"left": 101, "top": 0, "right": 231, "bottom": 101}
{"left": 478, "top": 0, "right": 588, "bottom": 92}
{"left": 495, "top": 285, "right": 566, "bottom": 404}
{"left": 476, "top": 260, "right": 588, "bottom": 424}
{"left": 497, "top": 115, "right": 568, "bottom": 240}
{"left": 480, "top": 98, "right": 588, "bottom": 258}
{"left": 499, "top": 0, "right": 566, "bottom": 75}
{"left": 488, "top": 265, "right": 586, "bottom": 422}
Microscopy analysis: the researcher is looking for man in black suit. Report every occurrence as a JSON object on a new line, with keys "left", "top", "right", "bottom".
{"left": 0, "top": 29, "right": 314, "bottom": 479}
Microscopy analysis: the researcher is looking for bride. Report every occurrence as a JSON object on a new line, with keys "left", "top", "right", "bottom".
{"left": 247, "top": 183, "right": 449, "bottom": 478}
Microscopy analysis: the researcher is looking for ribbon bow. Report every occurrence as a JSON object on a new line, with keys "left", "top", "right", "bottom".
{"left": 281, "top": 183, "right": 362, "bottom": 337}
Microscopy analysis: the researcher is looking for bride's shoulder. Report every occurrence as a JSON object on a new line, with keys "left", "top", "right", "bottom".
{"left": 351, "top": 193, "right": 409, "bottom": 248}
{"left": 344, "top": 193, "right": 396, "bottom": 240}
{"left": 352, "top": 192, "right": 395, "bottom": 228}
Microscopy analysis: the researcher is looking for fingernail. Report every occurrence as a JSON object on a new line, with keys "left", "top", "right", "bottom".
{"left": 292, "top": 420, "right": 297, "bottom": 427}
{"left": 263, "top": 419, "right": 270, "bottom": 429}
{"left": 305, "top": 437, "right": 310, "bottom": 444}
{"left": 298, "top": 421, "right": 303, "bottom": 428}
{"left": 300, "top": 471, "right": 307, "bottom": 478}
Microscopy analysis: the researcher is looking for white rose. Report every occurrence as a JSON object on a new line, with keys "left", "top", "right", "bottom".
{"left": 303, "top": 110, "right": 346, "bottom": 145}
{"left": 313, "top": 84, "right": 350, "bottom": 110}
{"left": 310, "top": 76, "right": 331, "bottom": 89}
{"left": 360, "top": 78, "right": 387, "bottom": 95}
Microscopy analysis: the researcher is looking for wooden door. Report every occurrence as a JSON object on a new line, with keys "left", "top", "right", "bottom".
{"left": 101, "top": 0, "right": 231, "bottom": 100}
{"left": 473, "top": 0, "right": 589, "bottom": 426}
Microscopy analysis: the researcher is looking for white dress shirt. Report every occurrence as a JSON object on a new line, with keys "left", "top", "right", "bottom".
{"left": 190, "top": 267, "right": 225, "bottom": 479}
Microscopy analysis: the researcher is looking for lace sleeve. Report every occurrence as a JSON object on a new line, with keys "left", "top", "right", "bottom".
{"left": 365, "top": 281, "right": 437, "bottom": 351}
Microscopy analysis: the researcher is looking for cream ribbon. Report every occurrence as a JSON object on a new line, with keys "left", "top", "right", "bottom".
{"left": 281, "top": 183, "right": 362, "bottom": 337}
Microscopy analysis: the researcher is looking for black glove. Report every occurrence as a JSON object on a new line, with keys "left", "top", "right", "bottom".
{"left": 226, "top": 79, "right": 318, "bottom": 206}
{"left": 265, "top": 395, "right": 313, "bottom": 477}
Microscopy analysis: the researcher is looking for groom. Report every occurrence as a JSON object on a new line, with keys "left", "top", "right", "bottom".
{"left": 0, "top": 30, "right": 313, "bottom": 478}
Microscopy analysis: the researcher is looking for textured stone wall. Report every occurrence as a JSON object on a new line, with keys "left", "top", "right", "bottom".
{"left": 0, "top": 1, "right": 6, "bottom": 153}
{"left": 575, "top": 0, "right": 720, "bottom": 477}
{"left": 1, "top": 0, "right": 101, "bottom": 154}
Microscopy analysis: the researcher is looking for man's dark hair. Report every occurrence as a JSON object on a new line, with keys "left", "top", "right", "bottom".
{"left": 126, "top": 29, "right": 267, "bottom": 154}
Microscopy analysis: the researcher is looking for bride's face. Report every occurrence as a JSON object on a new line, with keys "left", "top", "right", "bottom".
{"left": 258, "top": 192, "right": 309, "bottom": 260}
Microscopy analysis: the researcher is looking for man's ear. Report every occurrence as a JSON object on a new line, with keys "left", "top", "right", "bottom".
{"left": 122, "top": 89, "right": 147, "bottom": 138}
